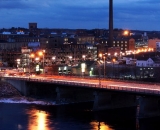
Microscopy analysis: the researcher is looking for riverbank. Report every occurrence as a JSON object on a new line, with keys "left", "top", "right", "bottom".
{"left": 0, "top": 81, "right": 21, "bottom": 98}
{"left": 0, "top": 81, "right": 55, "bottom": 105}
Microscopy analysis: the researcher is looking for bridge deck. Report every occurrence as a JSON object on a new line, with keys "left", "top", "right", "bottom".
{"left": 3, "top": 75, "right": 160, "bottom": 96}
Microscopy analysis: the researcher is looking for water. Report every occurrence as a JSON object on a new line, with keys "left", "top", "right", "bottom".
{"left": 0, "top": 101, "right": 160, "bottom": 130}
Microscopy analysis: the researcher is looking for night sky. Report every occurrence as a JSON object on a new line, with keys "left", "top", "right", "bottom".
{"left": 0, "top": 0, "right": 160, "bottom": 31}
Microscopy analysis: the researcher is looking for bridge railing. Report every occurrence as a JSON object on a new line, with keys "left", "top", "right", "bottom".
{"left": 3, "top": 76, "right": 160, "bottom": 96}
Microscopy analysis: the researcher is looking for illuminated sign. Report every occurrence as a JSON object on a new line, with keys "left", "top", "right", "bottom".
{"left": 36, "top": 65, "right": 40, "bottom": 71}
{"left": 81, "top": 63, "right": 86, "bottom": 73}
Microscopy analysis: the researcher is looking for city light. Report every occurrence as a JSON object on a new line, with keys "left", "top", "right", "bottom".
{"left": 82, "top": 55, "right": 86, "bottom": 60}
{"left": 35, "top": 57, "right": 39, "bottom": 61}
{"left": 123, "top": 30, "right": 129, "bottom": 36}
{"left": 81, "top": 63, "right": 86, "bottom": 73}
{"left": 52, "top": 56, "right": 56, "bottom": 60}
{"left": 38, "top": 50, "right": 45, "bottom": 74}
{"left": 99, "top": 53, "right": 102, "bottom": 58}
{"left": 30, "top": 53, "right": 35, "bottom": 58}
{"left": 125, "top": 48, "right": 154, "bottom": 55}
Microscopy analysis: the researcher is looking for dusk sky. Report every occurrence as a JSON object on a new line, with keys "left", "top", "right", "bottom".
{"left": 0, "top": 0, "right": 160, "bottom": 31}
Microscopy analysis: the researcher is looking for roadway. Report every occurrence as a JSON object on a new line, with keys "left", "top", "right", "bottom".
{"left": 3, "top": 74, "right": 160, "bottom": 95}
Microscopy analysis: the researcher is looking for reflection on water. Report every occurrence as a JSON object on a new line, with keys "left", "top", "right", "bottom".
{"left": 1, "top": 103, "right": 160, "bottom": 130}
{"left": 37, "top": 111, "right": 47, "bottom": 130}
{"left": 90, "top": 122, "right": 114, "bottom": 130}
{"left": 27, "top": 109, "right": 50, "bottom": 130}
{"left": 25, "top": 104, "right": 114, "bottom": 130}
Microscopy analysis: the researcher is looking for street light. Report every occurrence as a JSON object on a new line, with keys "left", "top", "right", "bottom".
{"left": 81, "top": 55, "right": 86, "bottom": 77}
{"left": 35, "top": 57, "right": 40, "bottom": 61}
{"left": 99, "top": 53, "right": 102, "bottom": 59}
{"left": 97, "top": 55, "right": 102, "bottom": 87}
{"left": 97, "top": 60, "right": 101, "bottom": 87}
{"left": 103, "top": 56, "right": 106, "bottom": 78}
{"left": 38, "top": 50, "right": 45, "bottom": 74}
{"left": 82, "top": 55, "right": 86, "bottom": 61}
{"left": 112, "top": 58, "right": 116, "bottom": 78}
{"left": 29, "top": 53, "right": 35, "bottom": 75}
{"left": 16, "top": 59, "right": 21, "bottom": 69}
{"left": 52, "top": 56, "right": 56, "bottom": 64}
{"left": 68, "top": 56, "right": 72, "bottom": 65}
{"left": 52, "top": 56, "right": 56, "bottom": 60}
{"left": 99, "top": 53, "right": 106, "bottom": 78}
{"left": 35, "top": 57, "right": 40, "bottom": 73}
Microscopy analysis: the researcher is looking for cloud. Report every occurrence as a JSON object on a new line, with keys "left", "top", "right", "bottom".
{"left": 0, "top": 0, "right": 53, "bottom": 9}
{"left": 0, "top": 0, "right": 160, "bottom": 30}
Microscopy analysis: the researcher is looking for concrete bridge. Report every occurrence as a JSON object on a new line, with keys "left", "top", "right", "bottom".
{"left": 1, "top": 75, "right": 160, "bottom": 118}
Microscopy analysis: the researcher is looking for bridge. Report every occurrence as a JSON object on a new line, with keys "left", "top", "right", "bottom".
{"left": 1, "top": 75, "right": 160, "bottom": 118}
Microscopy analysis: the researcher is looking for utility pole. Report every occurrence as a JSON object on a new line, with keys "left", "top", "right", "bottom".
{"left": 98, "top": 64, "right": 101, "bottom": 87}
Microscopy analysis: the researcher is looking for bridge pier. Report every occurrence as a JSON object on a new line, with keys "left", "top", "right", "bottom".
{"left": 93, "top": 91, "right": 137, "bottom": 111}
{"left": 138, "top": 96, "right": 160, "bottom": 118}
{"left": 56, "top": 87, "right": 73, "bottom": 104}
{"left": 56, "top": 87, "right": 94, "bottom": 104}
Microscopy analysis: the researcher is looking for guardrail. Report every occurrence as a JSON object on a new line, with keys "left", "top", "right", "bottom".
{"left": 3, "top": 76, "right": 160, "bottom": 96}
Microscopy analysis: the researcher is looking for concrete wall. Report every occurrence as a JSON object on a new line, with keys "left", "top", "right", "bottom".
{"left": 5, "top": 79, "right": 28, "bottom": 96}
{"left": 93, "top": 91, "right": 137, "bottom": 111}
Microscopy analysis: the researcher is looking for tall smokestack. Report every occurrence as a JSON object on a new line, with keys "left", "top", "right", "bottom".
{"left": 109, "top": 0, "right": 113, "bottom": 47}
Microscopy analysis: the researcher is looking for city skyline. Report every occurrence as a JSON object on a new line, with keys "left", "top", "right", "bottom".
{"left": 0, "top": 0, "right": 160, "bottom": 31}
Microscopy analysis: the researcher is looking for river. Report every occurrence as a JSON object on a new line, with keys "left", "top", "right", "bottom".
{"left": 0, "top": 99, "right": 160, "bottom": 130}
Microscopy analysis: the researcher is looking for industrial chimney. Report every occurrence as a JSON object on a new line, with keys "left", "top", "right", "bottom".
{"left": 109, "top": 0, "right": 113, "bottom": 47}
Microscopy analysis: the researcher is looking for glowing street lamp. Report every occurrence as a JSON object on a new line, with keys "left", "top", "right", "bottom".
{"left": 114, "top": 52, "right": 117, "bottom": 57}
{"left": 99, "top": 53, "right": 106, "bottom": 78}
{"left": 17, "top": 59, "right": 20, "bottom": 63}
{"left": 68, "top": 56, "right": 72, "bottom": 65}
{"left": 123, "top": 30, "right": 129, "bottom": 36}
{"left": 52, "top": 56, "right": 56, "bottom": 60}
{"left": 103, "top": 56, "right": 106, "bottom": 78}
{"left": 112, "top": 58, "right": 116, "bottom": 78}
{"left": 82, "top": 55, "right": 86, "bottom": 61}
{"left": 35, "top": 57, "right": 40, "bottom": 61}
{"left": 30, "top": 53, "right": 35, "bottom": 58}
{"left": 29, "top": 53, "right": 35, "bottom": 75}
{"left": 69, "top": 56, "right": 72, "bottom": 60}
{"left": 99, "top": 53, "right": 102, "bottom": 58}
{"left": 16, "top": 59, "right": 21, "bottom": 68}
{"left": 52, "top": 56, "right": 56, "bottom": 65}
{"left": 38, "top": 50, "right": 45, "bottom": 74}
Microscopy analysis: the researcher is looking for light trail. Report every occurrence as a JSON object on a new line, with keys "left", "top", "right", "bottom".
{"left": 4, "top": 74, "right": 160, "bottom": 95}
